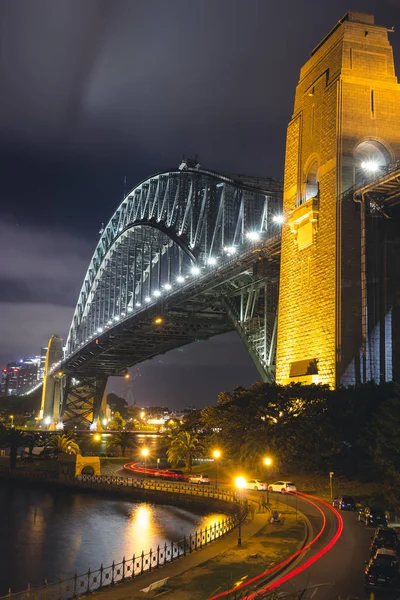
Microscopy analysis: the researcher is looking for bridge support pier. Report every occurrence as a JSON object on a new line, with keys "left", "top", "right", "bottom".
{"left": 60, "top": 375, "right": 108, "bottom": 430}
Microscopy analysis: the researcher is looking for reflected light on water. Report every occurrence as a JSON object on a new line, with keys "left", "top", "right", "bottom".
{"left": 128, "top": 504, "right": 160, "bottom": 551}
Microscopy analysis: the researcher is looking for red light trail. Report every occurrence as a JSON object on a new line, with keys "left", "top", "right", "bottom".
{"left": 208, "top": 492, "right": 343, "bottom": 600}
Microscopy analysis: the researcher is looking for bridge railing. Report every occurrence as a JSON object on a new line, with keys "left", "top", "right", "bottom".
{"left": 76, "top": 473, "right": 238, "bottom": 502}
{"left": 1, "top": 508, "right": 247, "bottom": 600}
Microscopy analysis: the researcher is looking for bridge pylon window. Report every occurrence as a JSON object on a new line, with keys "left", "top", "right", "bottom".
{"left": 302, "top": 160, "right": 319, "bottom": 204}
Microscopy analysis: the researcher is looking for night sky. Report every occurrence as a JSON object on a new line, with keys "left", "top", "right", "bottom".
{"left": 1, "top": 1, "right": 398, "bottom": 408}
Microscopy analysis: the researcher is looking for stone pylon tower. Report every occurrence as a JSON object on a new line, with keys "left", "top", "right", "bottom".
{"left": 276, "top": 12, "right": 400, "bottom": 387}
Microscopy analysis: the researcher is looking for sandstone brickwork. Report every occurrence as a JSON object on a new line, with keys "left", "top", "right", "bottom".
{"left": 276, "top": 12, "right": 400, "bottom": 387}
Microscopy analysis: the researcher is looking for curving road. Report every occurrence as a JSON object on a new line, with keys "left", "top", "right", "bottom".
{"left": 245, "top": 493, "right": 395, "bottom": 600}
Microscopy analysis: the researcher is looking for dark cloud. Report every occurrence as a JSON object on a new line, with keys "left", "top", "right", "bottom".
{"left": 0, "top": 0, "right": 398, "bottom": 406}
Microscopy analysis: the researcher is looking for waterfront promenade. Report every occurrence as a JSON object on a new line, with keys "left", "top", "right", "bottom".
{"left": 90, "top": 496, "right": 306, "bottom": 600}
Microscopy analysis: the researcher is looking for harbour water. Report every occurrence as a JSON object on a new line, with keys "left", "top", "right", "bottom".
{"left": 0, "top": 479, "right": 225, "bottom": 595}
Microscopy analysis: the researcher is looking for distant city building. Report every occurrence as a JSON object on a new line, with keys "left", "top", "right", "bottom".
{"left": 0, "top": 357, "right": 40, "bottom": 396}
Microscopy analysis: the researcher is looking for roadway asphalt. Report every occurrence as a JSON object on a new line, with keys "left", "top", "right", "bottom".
{"left": 260, "top": 494, "right": 395, "bottom": 600}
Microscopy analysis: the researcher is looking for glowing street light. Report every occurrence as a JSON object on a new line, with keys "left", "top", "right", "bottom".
{"left": 144, "top": 296, "right": 151, "bottom": 303}
{"left": 9, "top": 414, "right": 14, "bottom": 428}
{"left": 135, "top": 302, "right": 141, "bottom": 307}
{"left": 207, "top": 257, "right": 217, "bottom": 266}
{"left": 272, "top": 215, "right": 284, "bottom": 224}
{"left": 164, "top": 283, "right": 172, "bottom": 291}
{"left": 124, "top": 372, "right": 130, "bottom": 379}
{"left": 264, "top": 456, "right": 272, "bottom": 503}
{"left": 213, "top": 449, "right": 221, "bottom": 489}
{"left": 235, "top": 476, "right": 246, "bottom": 546}
{"left": 225, "top": 246, "right": 236, "bottom": 255}
{"left": 141, "top": 447, "right": 149, "bottom": 481}
{"left": 94, "top": 433, "right": 101, "bottom": 442}
{"left": 153, "top": 316, "right": 164, "bottom": 325}
{"left": 177, "top": 276, "right": 185, "bottom": 283}
{"left": 153, "top": 290, "right": 161, "bottom": 297}
{"left": 191, "top": 266, "right": 201, "bottom": 276}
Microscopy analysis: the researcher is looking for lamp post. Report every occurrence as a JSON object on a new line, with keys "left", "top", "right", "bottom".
{"left": 329, "top": 471, "right": 334, "bottom": 500}
{"left": 235, "top": 476, "right": 246, "bottom": 546}
{"left": 212, "top": 450, "right": 221, "bottom": 489}
{"left": 263, "top": 457, "right": 272, "bottom": 504}
{"left": 141, "top": 447, "right": 149, "bottom": 483}
{"left": 9, "top": 414, "right": 14, "bottom": 428}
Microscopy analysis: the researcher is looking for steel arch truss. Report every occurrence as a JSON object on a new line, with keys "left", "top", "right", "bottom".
{"left": 66, "top": 168, "right": 281, "bottom": 356}
{"left": 53, "top": 167, "right": 282, "bottom": 428}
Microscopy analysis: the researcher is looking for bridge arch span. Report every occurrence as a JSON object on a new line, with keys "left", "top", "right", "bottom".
{"left": 66, "top": 167, "right": 281, "bottom": 356}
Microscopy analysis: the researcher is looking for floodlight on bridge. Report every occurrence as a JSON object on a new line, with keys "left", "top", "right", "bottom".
{"left": 44, "top": 416, "right": 51, "bottom": 426}
{"left": 153, "top": 290, "right": 162, "bottom": 297}
{"left": 361, "top": 160, "right": 379, "bottom": 173}
{"left": 114, "top": 315, "right": 120, "bottom": 321}
{"left": 246, "top": 231, "right": 260, "bottom": 241}
{"left": 128, "top": 307, "right": 133, "bottom": 312}
{"left": 207, "top": 257, "right": 217, "bottom": 266}
{"left": 224, "top": 246, "right": 236, "bottom": 255}
{"left": 191, "top": 266, "right": 201, "bottom": 276}
{"left": 145, "top": 296, "right": 151, "bottom": 302}
{"left": 164, "top": 283, "right": 172, "bottom": 290}
{"left": 272, "top": 214, "right": 284, "bottom": 224}
{"left": 135, "top": 302, "right": 141, "bottom": 307}
{"left": 97, "top": 327, "right": 103, "bottom": 333}
{"left": 177, "top": 275, "right": 185, "bottom": 283}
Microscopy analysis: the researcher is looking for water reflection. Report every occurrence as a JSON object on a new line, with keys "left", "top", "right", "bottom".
{"left": 0, "top": 481, "right": 226, "bottom": 595}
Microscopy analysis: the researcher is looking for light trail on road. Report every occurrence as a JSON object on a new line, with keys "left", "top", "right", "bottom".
{"left": 208, "top": 493, "right": 343, "bottom": 600}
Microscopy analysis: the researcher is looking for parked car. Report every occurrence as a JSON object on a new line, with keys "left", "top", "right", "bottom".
{"left": 244, "top": 479, "right": 267, "bottom": 491}
{"left": 268, "top": 481, "right": 297, "bottom": 494}
{"left": 365, "top": 557, "right": 399, "bottom": 591}
{"left": 332, "top": 495, "right": 356, "bottom": 511}
{"left": 358, "top": 507, "right": 388, "bottom": 527}
{"left": 188, "top": 474, "right": 210, "bottom": 485}
{"left": 370, "top": 528, "right": 398, "bottom": 556}
{"left": 372, "top": 548, "right": 398, "bottom": 564}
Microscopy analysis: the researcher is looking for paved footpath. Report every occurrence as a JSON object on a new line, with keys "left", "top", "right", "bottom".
{"left": 90, "top": 496, "right": 307, "bottom": 600}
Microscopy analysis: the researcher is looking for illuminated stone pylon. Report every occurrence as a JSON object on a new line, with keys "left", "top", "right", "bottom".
{"left": 276, "top": 12, "right": 400, "bottom": 387}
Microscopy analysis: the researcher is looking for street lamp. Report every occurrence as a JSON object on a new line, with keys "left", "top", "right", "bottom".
{"left": 212, "top": 449, "right": 221, "bottom": 488}
{"left": 263, "top": 457, "right": 272, "bottom": 504}
{"left": 141, "top": 447, "right": 149, "bottom": 482}
{"left": 235, "top": 476, "right": 246, "bottom": 546}
{"left": 9, "top": 414, "right": 14, "bottom": 428}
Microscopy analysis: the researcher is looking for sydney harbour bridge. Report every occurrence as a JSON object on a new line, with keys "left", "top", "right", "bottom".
{"left": 39, "top": 160, "right": 283, "bottom": 428}
{"left": 36, "top": 12, "right": 400, "bottom": 430}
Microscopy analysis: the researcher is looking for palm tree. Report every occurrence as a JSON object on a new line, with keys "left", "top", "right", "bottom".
{"left": 166, "top": 431, "right": 203, "bottom": 472}
{"left": 109, "top": 431, "right": 135, "bottom": 457}
{"left": 0, "top": 427, "right": 27, "bottom": 469}
{"left": 52, "top": 434, "right": 81, "bottom": 456}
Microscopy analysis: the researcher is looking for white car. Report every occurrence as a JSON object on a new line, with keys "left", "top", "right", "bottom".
{"left": 244, "top": 479, "right": 267, "bottom": 491}
{"left": 268, "top": 481, "right": 297, "bottom": 494}
{"left": 188, "top": 474, "right": 211, "bottom": 485}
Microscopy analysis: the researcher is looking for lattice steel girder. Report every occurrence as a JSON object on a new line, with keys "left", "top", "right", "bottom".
{"left": 63, "top": 237, "right": 280, "bottom": 379}
{"left": 66, "top": 167, "right": 282, "bottom": 356}
{"left": 61, "top": 375, "right": 107, "bottom": 428}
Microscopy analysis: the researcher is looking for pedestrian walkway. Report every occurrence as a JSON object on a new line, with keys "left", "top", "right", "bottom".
{"left": 91, "top": 497, "right": 306, "bottom": 600}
